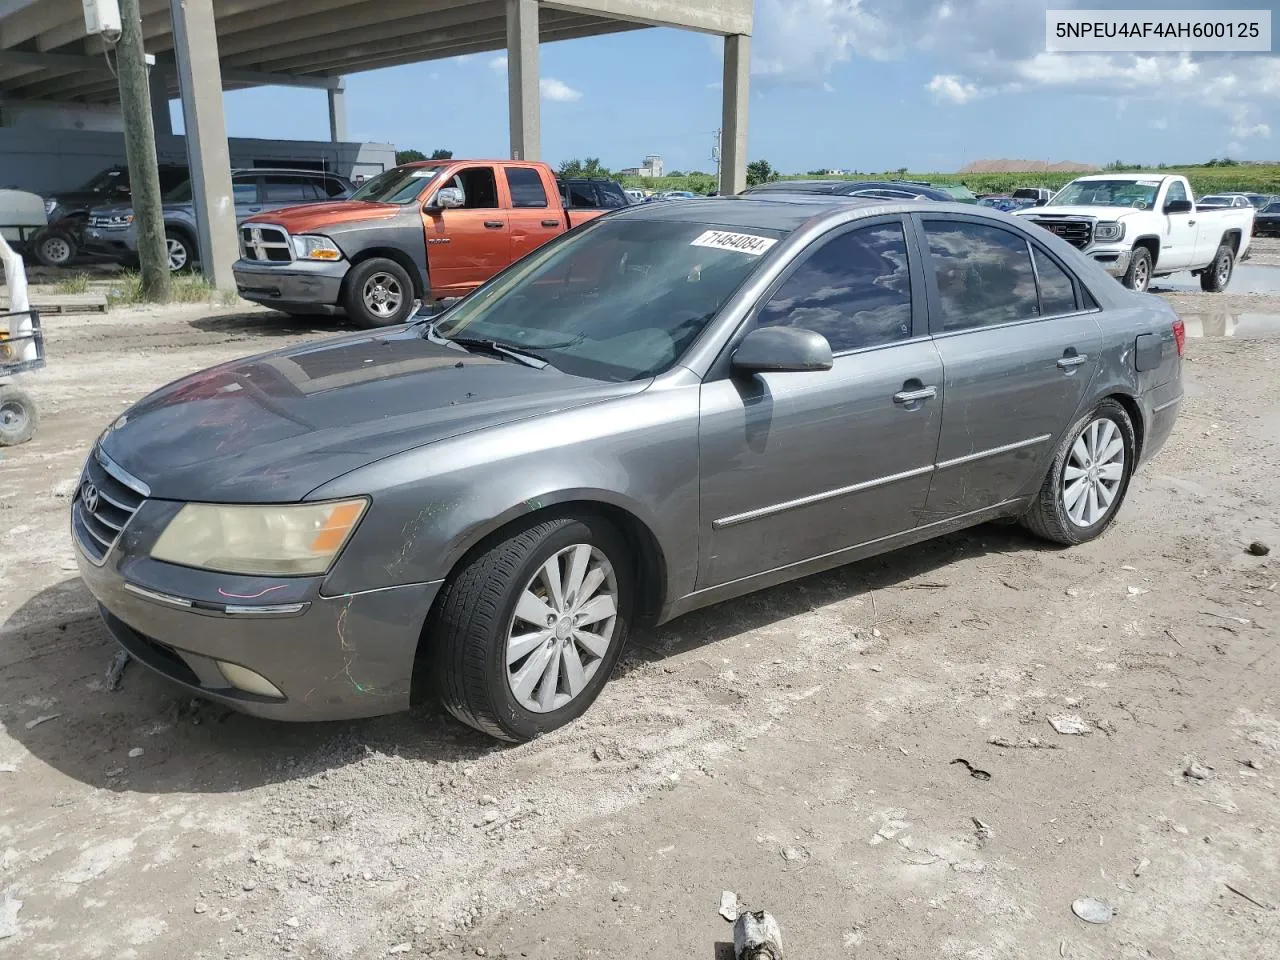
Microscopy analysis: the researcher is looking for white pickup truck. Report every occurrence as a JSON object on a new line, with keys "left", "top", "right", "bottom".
{"left": 1016, "top": 174, "right": 1253, "bottom": 293}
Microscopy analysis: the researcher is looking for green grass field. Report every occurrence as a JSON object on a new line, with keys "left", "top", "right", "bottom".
{"left": 620, "top": 165, "right": 1280, "bottom": 198}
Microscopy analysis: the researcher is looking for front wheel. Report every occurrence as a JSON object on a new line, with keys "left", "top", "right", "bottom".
{"left": 431, "top": 516, "right": 634, "bottom": 742}
{"left": 1122, "top": 246, "right": 1151, "bottom": 292}
{"left": 343, "top": 258, "right": 415, "bottom": 328}
{"left": 0, "top": 385, "right": 38, "bottom": 446}
{"left": 34, "top": 230, "right": 76, "bottom": 267}
{"left": 1199, "top": 243, "right": 1234, "bottom": 292}
{"left": 1021, "top": 399, "right": 1136, "bottom": 546}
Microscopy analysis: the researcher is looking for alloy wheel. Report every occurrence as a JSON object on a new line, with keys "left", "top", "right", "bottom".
{"left": 0, "top": 399, "right": 27, "bottom": 432}
{"left": 167, "top": 238, "right": 189, "bottom": 272}
{"left": 362, "top": 272, "right": 403, "bottom": 319}
{"left": 505, "top": 543, "right": 619, "bottom": 713}
{"left": 1133, "top": 257, "right": 1149, "bottom": 291}
{"left": 1063, "top": 417, "right": 1126, "bottom": 527}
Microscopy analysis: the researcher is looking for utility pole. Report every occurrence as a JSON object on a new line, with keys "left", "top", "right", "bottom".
{"left": 712, "top": 128, "right": 722, "bottom": 187}
{"left": 115, "top": 0, "right": 170, "bottom": 300}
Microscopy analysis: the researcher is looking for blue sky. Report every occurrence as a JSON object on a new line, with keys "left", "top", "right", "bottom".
{"left": 200, "top": 0, "right": 1280, "bottom": 174}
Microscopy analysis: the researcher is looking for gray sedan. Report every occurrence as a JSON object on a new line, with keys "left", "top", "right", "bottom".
{"left": 73, "top": 196, "right": 1183, "bottom": 741}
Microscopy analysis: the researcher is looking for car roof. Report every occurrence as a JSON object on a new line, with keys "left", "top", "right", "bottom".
{"left": 743, "top": 179, "right": 954, "bottom": 201}
{"left": 1071, "top": 173, "right": 1168, "bottom": 181}
{"left": 230, "top": 168, "right": 347, "bottom": 178}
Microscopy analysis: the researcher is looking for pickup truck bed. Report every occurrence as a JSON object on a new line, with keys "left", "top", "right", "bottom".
{"left": 233, "top": 160, "right": 616, "bottom": 327}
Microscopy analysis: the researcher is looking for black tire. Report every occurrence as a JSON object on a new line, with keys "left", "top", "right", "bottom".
{"left": 1122, "top": 246, "right": 1152, "bottom": 292}
{"left": 343, "top": 258, "right": 415, "bottom": 328}
{"left": 431, "top": 515, "right": 634, "bottom": 742}
{"left": 1021, "top": 399, "right": 1136, "bottom": 546}
{"left": 1199, "top": 243, "right": 1234, "bottom": 292}
{"left": 165, "top": 230, "right": 194, "bottom": 273}
{"left": 0, "top": 385, "right": 38, "bottom": 446}
{"left": 34, "top": 230, "right": 76, "bottom": 268}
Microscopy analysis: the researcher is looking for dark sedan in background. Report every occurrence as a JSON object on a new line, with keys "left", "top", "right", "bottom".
{"left": 1255, "top": 200, "right": 1280, "bottom": 237}
{"left": 74, "top": 196, "right": 1183, "bottom": 741}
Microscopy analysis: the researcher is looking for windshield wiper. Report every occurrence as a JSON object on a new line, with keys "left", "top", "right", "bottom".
{"left": 441, "top": 335, "right": 551, "bottom": 370}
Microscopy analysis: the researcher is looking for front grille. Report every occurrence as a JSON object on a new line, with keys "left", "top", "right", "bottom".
{"left": 72, "top": 448, "right": 148, "bottom": 564}
{"left": 88, "top": 214, "right": 121, "bottom": 229}
{"left": 239, "top": 225, "right": 293, "bottom": 263}
{"left": 1027, "top": 217, "right": 1093, "bottom": 249}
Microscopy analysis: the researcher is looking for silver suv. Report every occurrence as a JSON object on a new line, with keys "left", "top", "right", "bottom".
{"left": 84, "top": 168, "right": 351, "bottom": 272}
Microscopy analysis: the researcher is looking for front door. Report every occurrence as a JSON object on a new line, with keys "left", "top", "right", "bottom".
{"left": 917, "top": 216, "right": 1103, "bottom": 519}
{"left": 503, "top": 165, "right": 563, "bottom": 264}
{"left": 698, "top": 218, "right": 943, "bottom": 588}
{"left": 1158, "top": 179, "right": 1197, "bottom": 270}
{"left": 422, "top": 165, "right": 510, "bottom": 297}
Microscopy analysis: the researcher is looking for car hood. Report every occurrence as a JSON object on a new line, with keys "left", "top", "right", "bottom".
{"left": 243, "top": 201, "right": 401, "bottom": 233}
{"left": 98, "top": 326, "right": 646, "bottom": 503}
{"left": 1018, "top": 205, "right": 1145, "bottom": 221}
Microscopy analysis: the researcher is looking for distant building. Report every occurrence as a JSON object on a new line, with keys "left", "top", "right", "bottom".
{"left": 619, "top": 154, "right": 664, "bottom": 178}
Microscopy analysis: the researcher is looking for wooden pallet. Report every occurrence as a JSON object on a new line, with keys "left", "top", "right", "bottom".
{"left": 0, "top": 291, "right": 108, "bottom": 314}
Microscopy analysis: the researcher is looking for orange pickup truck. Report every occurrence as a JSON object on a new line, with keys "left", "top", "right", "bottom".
{"left": 232, "top": 159, "right": 619, "bottom": 327}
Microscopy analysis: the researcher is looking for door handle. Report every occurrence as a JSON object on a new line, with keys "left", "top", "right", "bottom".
{"left": 1056, "top": 354, "right": 1089, "bottom": 369}
{"left": 483, "top": 220, "right": 504, "bottom": 229}
{"left": 541, "top": 219, "right": 562, "bottom": 228}
{"left": 892, "top": 385, "right": 937, "bottom": 404}
{"left": 1188, "top": 219, "right": 1196, "bottom": 226}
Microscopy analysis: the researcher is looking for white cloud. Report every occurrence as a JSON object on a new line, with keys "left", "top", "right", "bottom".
{"left": 540, "top": 78, "right": 582, "bottom": 102}
{"left": 927, "top": 73, "right": 981, "bottom": 104}
{"left": 1150, "top": 118, "right": 1168, "bottom": 131}
{"left": 489, "top": 55, "right": 507, "bottom": 71}
{"left": 822, "top": 81, "right": 835, "bottom": 93}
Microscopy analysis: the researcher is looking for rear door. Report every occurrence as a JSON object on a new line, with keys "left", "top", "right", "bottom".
{"left": 697, "top": 217, "right": 943, "bottom": 587}
{"left": 232, "top": 176, "right": 264, "bottom": 221}
{"left": 422, "top": 165, "right": 511, "bottom": 297}
{"left": 504, "top": 165, "right": 563, "bottom": 263}
{"left": 917, "top": 215, "right": 1103, "bottom": 519}
{"left": 259, "top": 174, "right": 323, "bottom": 214}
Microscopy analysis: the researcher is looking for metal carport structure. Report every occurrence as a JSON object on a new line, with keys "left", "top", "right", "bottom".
{"left": 0, "top": 0, "right": 753, "bottom": 288}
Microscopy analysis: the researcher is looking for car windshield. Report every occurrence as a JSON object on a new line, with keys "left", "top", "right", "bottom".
{"left": 349, "top": 165, "right": 444, "bottom": 204}
{"left": 1199, "top": 195, "right": 1231, "bottom": 204}
{"left": 1052, "top": 179, "right": 1160, "bottom": 209}
{"left": 1266, "top": 201, "right": 1280, "bottom": 213}
{"left": 164, "top": 179, "right": 193, "bottom": 202}
{"left": 80, "top": 168, "right": 125, "bottom": 194}
{"left": 431, "top": 218, "right": 783, "bottom": 381}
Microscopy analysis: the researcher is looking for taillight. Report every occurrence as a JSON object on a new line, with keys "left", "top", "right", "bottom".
{"left": 1172, "top": 317, "right": 1186, "bottom": 357}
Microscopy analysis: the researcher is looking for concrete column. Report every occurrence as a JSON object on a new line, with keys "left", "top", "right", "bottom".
{"left": 327, "top": 78, "right": 347, "bottom": 142}
{"left": 506, "top": 0, "right": 539, "bottom": 161}
{"left": 169, "top": 0, "right": 238, "bottom": 290}
{"left": 719, "top": 33, "right": 749, "bottom": 196}
{"left": 148, "top": 66, "right": 173, "bottom": 137}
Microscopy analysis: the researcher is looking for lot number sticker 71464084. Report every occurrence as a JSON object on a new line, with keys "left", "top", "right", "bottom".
{"left": 690, "top": 230, "right": 778, "bottom": 256}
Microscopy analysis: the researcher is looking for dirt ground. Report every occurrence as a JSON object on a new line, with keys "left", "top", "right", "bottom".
{"left": 3, "top": 244, "right": 1280, "bottom": 959}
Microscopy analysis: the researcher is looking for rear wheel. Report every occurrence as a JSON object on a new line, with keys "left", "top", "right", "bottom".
{"left": 0, "top": 385, "right": 38, "bottom": 446}
{"left": 431, "top": 515, "right": 634, "bottom": 742}
{"left": 165, "top": 231, "right": 193, "bottom": 273}
{"left": 1021, "top": 399, "right": 1135, "bottom": 546}
{"left": 343, "top": 258, "right": 415, "bottom": 328}
{"left": 1199, "top": 243, "right": 1234, "bottom": 292}
{"left": 1122, "top": 246, "right": 1152, "bottom": 292}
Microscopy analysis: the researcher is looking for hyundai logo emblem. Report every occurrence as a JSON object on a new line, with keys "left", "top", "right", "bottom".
{"left": 82, "top": 483, "right": 100, "bottom": 514}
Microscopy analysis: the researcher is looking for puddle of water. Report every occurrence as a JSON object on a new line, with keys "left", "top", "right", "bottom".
{"left": 1152, "top": 264, "right": 1280, "bottom": 295}
{"left": 1178, "top": 312, "right": 1280, "bottom": 339}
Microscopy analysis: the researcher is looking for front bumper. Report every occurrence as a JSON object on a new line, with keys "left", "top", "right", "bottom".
{"left": 1086, "top": 245, "right": 1131, "bottom": 277}
{"left": 84, "top": 226, "right": 138, "bottom": 260}
{"left": 75, "top": 513, "right": 441, "bottom": 722}
{"left": 233, "top": 259, "right": 349, "bottom": 314}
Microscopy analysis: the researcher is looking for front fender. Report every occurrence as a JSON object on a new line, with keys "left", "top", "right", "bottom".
{"left": 312, "top": 379, "right": 702, "bottom": 607}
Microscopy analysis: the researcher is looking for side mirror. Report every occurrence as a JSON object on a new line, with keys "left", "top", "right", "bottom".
{"left": 428, "top": 186, "right": 464, "bottom": 211}
{"left": 732, "top": 326, "right": 833, "bottom": 375}
{"left": 1164, "top": 199, "right": 1193, "bottom": 214}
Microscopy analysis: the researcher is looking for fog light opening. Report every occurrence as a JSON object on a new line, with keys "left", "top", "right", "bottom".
{"left": 217, "top": 661, "right": 285, "bottom": 699}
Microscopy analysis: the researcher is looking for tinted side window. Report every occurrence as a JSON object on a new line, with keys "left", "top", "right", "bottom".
{"left": 596, "top": 182, "right": 629, "bottom": 208}
{"left": 924, "top": 220, "right": 1038, "bottom": 331}
{"left": 322, "top": 177, "right": 349, "bottom": 198}
{"left": 263, "top": 176, "right": 317, "bottom": 202}
{"left": 1166, "top": 180, "right": 1188, "bottom": 204}
{"left": 568, "top": 183, "right": 597, "bottom": 207}
{"left": 1033, "top": 247, "right": 1078, "bottom": 315}
{"left": 505, "top": 167, "right": 548, "bottom": 208}
{"left": 757, "top": 222, "right": 913, "bottom": 352}
{"left": 232, "top": 181, "right": 259, "bottom": 204}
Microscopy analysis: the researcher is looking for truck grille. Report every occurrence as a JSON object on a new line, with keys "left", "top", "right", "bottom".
{"left": 72, "top": 448, "right": 148, "bottom": 564}
{"left": 240, "top": 225, "right": 293, "bottom": 263}
{"left": 1027, "top": 217, "right": 1093, "bottom": 249}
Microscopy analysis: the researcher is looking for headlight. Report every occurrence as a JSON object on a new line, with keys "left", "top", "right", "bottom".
{"left": 290, "top": 234, "right": 343, "bottom": 261}
{"left": 151, "top": 499, "right": 368, "bottom": 576}
{"left": 99, "top": 214, "right": 134, "bottom": 229}
{"left": 44, "top": 198, "right": 58, "bottom": 216}
{"left": 1094, "top": 221, "right": 1125, "bottom": 242}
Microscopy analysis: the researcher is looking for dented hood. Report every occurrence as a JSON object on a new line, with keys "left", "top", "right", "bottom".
{"left": 99, "top": 326, "right": 644, "bottom": 503}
